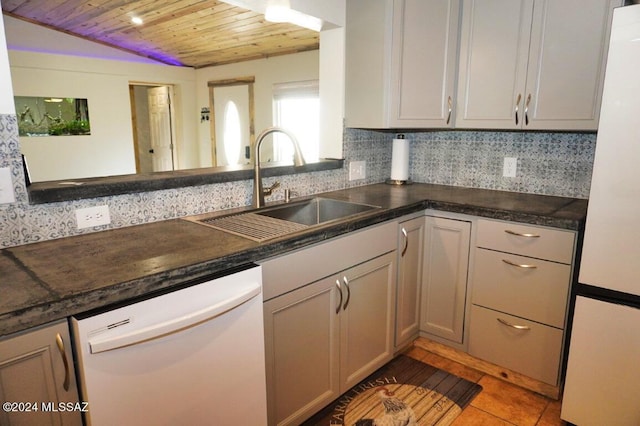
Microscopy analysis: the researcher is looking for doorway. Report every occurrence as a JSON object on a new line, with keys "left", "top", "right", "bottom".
{"left": 129, "top": 83, "right": 178, "bottom": 173}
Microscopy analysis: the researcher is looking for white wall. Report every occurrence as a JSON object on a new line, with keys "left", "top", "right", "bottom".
{"left": 320, "top": 27, "right": 345, "bottom": 159}
{"left": 0, "top": 13, "right": 14, "bottom": 113}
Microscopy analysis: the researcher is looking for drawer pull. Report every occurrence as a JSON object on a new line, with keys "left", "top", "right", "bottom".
{"left": 497, "top": 317, "right": 530, "bottom": 330}
{"left": 335, "top": 280, "right": 342, "bottom": 314}
{"left": 342, "top": 276, "right": 351, "bottom": 310}
{"left": 401, "top": 227, "right": 408, "bottom": 257}
{"left": 55, "top": 333, "right": 71, "bottom": 391}
{"left": 504, "top": 229, "right": 540, "bottom": 238}
{"left": 502, "top": 259, "right": 538, "bottom": 269}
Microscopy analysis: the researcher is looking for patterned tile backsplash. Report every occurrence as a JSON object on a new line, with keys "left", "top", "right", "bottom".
{"left": 0, "top": 113, "right": 596, "bottom": 248}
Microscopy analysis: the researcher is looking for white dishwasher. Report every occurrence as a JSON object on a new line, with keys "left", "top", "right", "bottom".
{"left": 71, "top": 264, "right": 267, "bottom": 426}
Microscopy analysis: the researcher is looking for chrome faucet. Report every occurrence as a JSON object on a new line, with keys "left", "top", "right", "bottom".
{"left": 253, "top": 127, "right": 306, "bottom": 208}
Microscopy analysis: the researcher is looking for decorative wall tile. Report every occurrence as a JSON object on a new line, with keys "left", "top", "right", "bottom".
{"left": 406, "top": 130, "right": 596, "bottom": 199}
{"left": 0, "top": 115, "right": 19, "bottom": 159}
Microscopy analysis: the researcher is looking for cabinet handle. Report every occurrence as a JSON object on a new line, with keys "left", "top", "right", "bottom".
{"left": 343, "top": 276, "right": 351, "bottom": 310}
{"left": 446, "top": 96, "right": 452, "bottom": 125}
{"left": 497, "top": 317, "right": 530, "bottom": 331}
{"left": 502, "top": 258, "right": 537, "bottom": 269}
{"left": 524, "top": 93, "right": 531, "bottom": 126}
{"left": 401, "top": 227, "right": 408, "bottom": 257}
{"left": 504, "top": 229, "right": 540, "bottom": 238}
{"left": 514, "top": 93, "right": 522, "bottom": 125}
{"left": 55, "top": 333, "right": 71, "bottom": 392}
{"left": 335, "top": 280, "right": 342, "bottom": 314}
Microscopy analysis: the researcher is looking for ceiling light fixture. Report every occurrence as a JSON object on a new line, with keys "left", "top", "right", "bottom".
{"left": 264, "top": 0, "right": 322, "bottom": 32}
{"left": 264, "top": 0, "right": 290, "bottom": 23}
{"left": 131, "top": 16, "right": 143, "bottom": 25}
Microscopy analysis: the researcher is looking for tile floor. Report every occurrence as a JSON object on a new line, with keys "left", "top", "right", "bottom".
{"left": 405, "top": 345, "right": 567, "bottom": 426}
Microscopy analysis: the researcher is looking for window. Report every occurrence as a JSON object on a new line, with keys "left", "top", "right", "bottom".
{"left": 272, "top": 80, "right": 319, "bottom": 163}
{"left": 223, "top": 100, "right": 242, "bottom": 165}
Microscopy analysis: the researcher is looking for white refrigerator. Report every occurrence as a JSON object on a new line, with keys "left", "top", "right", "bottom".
{"left": 561, "top": 4, "right": 640, "bottom": 425}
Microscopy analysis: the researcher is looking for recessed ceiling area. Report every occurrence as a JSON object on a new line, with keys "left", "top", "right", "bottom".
{"left": 1, "top": 0, "right": 320, "bottom": 68}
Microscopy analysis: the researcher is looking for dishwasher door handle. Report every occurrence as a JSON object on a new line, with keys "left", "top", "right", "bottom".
{"left": 88, "top": 283, "right": 261, "bottom": 354}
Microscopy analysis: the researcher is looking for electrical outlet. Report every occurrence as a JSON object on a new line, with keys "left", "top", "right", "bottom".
{"left": 503, "top": 157, "right": 517, "bottom": 178}
{"left": 0, "top": 167, "right": 16, "bottom": 204}
{"left": 349, "top": 161, "right": 366, "bottom": 181}
{"left": 76, "top": 205, "right": 111, "bottom": 229}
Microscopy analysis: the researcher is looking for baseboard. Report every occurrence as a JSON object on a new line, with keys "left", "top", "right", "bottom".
{"left": 413, "top": 336, "right": 561, "bottom": 400}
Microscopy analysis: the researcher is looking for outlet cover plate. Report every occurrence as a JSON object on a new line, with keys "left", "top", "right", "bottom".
{"left": 349, "top": 161, "right": 366, "bottom": 181}
{"left": 76, "top": 205, "right": 111, "bottom": 229}
{"left": 503, "top": 157, "right": 517, "bottom": 178}
{"left": 0, "top": 167, "right": 15, "bottom": 204}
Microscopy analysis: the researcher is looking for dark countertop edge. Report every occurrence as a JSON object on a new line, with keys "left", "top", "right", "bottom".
{"left": 2, "top": 185, "right": 587, "bottom": 337}
{"left": 27, "top": 159, "right": 344, "bottom": 204}
{"left": 426, "top": 201, "right": 586, "bottom": 231}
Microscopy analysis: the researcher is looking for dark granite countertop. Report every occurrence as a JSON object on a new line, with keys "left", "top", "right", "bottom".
{"left": 1, "top": 183, "right": 587, "bottom": 337}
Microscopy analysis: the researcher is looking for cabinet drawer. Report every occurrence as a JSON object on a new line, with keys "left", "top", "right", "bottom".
{"left": 472, "top": 248, "right": 571, "bottom": 328}
{"left": 468, "top": 305, "right": 563, "bottom": 385}
{"left": 476, "top": 219, "right": 575, "bottom": 263}
{"left": 261, "top": 221, "right": 397, "bottom": 301}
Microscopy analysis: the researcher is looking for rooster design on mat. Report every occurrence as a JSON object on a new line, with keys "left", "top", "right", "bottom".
{"left": 354, "top": 387, "right": 417, "bottom": 426}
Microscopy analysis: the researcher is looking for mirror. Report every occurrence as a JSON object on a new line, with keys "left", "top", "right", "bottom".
{"left": 4, "top": 11, "right": 344, "bottom": 189}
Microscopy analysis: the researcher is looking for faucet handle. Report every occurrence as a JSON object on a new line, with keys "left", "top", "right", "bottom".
{"left": 263, "top": 181, "right": 280, "bottom": 196}
{"left": 284, "top": 188, "right": 299, "bottom": 202}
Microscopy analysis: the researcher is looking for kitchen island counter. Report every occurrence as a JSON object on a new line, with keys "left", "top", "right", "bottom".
{"left": 0, "top": 183, "right": 587, "bottom": 337}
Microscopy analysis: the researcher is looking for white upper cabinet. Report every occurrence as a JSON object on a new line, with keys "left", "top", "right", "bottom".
{"left": 345, "top": 0, "right": 461, "bottom": 128}
{"left": 456, "top": 0, "right": 621, "bottom": 131}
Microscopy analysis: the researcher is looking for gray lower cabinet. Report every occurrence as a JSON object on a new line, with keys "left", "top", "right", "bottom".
{"left": 261, "top": 223, "right": 397, "bottom": 426}
{"left": 420, "top": 215, "right": 472, "bottom": 346}
{"left": 0, "top": 320, "right": 82, "bottom": 426}
{"left": 469, "top": 218, "right": 576, "bottom": 386}
{"left": 395, "top": 216, "right": 425, "bottom": 350}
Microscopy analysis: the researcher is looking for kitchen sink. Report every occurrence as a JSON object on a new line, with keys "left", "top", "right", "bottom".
{"left": 188, "top": 197, "right": 381, "bottom": 242}
{"left": 256, "top": 197, "right": 379, "bottom": 226}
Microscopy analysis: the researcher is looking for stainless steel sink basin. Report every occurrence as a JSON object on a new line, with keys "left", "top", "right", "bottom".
{"left": 256, "top": 197, "right": 379, "bottom": 226}
{"left": 188, "top": 197, "right": 381, "bottom": 242}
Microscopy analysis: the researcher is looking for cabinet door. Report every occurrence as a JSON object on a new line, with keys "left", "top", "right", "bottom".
{"left": 0, "top": 321, "right": 82, "bottom": 426}
{"left": 523, "top": 0, "right": 619, "bottom": 130}
{"left": 339, "top": 252, "right": 396, "bottom": 391}
{"left": 421, "top": 216, "right": 471, "bottom": 344}
{"left": 263, "top": 277, "right": 340, "bottom": 426}
{"left": 395, "top": 217, "right": 425, "bottom": 349}
{"left": 389, "top": 0, "right": 460, "bottom": 127}
{"left": 456, "top": 0, "right": 534, "bottom": 129}
{"left": 344, "top": 0, "right": 393, "bottom": 128}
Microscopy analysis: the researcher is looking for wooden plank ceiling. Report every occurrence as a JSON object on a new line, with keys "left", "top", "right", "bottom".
{"left": 1, "top": 0, "right": 320, "bottom": 68}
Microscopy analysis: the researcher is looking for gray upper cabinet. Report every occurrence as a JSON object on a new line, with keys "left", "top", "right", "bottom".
{"left": 456, "top": 0, "right": 621, "bottom": 131}
{"left": 345, "top": 0, "right": 461, "bottom": 128}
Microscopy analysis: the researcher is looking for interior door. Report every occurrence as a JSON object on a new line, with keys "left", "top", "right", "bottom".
{"left": 208, "top": 77, "right": 255, "bottom": 167}
{"left": 148, "top": 86, "right": 174, "bottom": 172}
